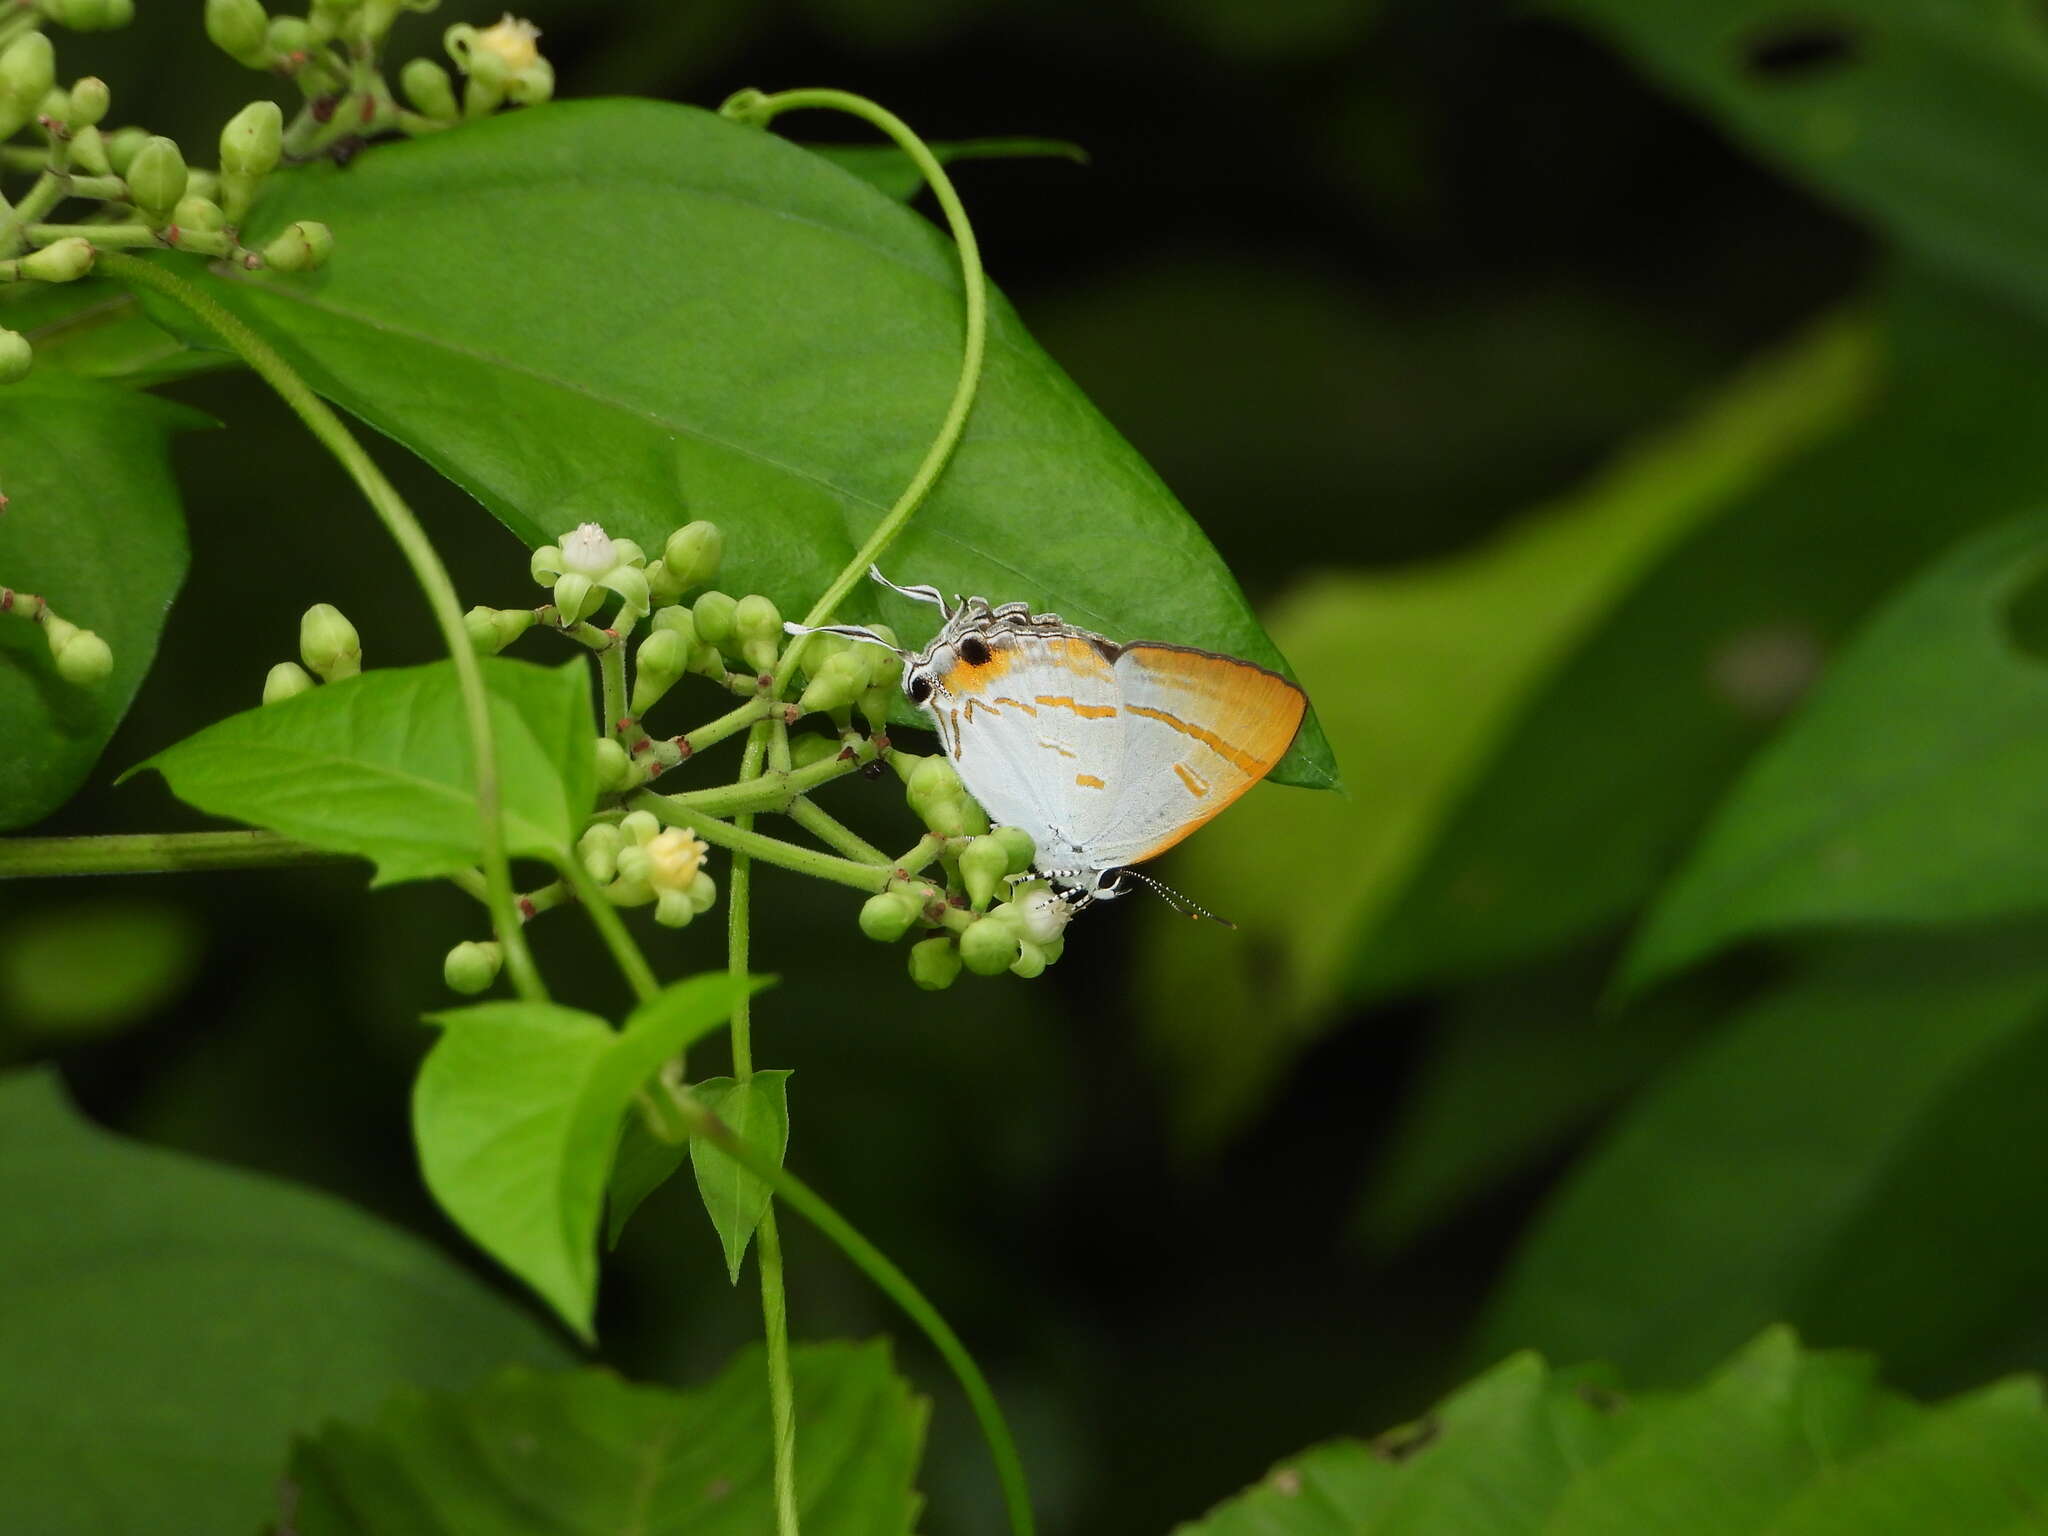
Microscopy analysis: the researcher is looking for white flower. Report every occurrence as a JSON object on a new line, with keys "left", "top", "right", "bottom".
{"left": 474, "top": 13, "right": 542, "bottom": 73}
{"left": 1013, "top": 884, "right": 1073, "bottom": 944}
{"left": 642, "top": 828, "right": 708, "bottom": 893}
{"left": 558, "top": 521, "right": 617, "bottom": 578}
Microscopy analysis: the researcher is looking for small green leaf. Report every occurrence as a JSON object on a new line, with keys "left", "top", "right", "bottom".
{"left": 0, "top": 374, "right": 204, "bottom": 830}
{"left": 140, "top": 658, "right": 593, "bottom": 884}
{"left": 603, "top": 1109, "right": 685, "bottom": 1251}
{"left": 0, "top": 1068, "right": 569, "bottom": 1536}
{"left": 1622, "top": 509, "right": 2048, "bottom": 992}
{"left": 689, "top": 1070, "right": 793, "bottom": 1284}
{"left": 808, "top": 135, "right": 1087, "bottom": 201}
{"left": 415, "top": 975, "right": 766, "bottom": 1336}
{"left": 289, "top": 1340, "right": 927, "bottom": 1536}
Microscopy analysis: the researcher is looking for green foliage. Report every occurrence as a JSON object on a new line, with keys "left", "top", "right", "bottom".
{"left": 0, "top": 1068, "right": 569, "bottom": 1536}
{"left": 140, "top": 658, "right": 593, "bottom": 884}
{"left": 414, "top": 975, "right": 765, "bottom": 1337}
{"left": 1624, "top": 510, "right": 2048, "bottom": 991}
{"left": 0, "top": 898, "right": 199, "bottom": 1048}
{"left": 1474, "top": 931, "right": 2048, "bottom": 1387}
{"left": 689, "top": 1069, "right": 793, "bottom": 1282}
{"left": 0, "top": 374, "right": 202, "bottom": 830}
{"left": 177, "top": 98, "right": 1335, "bottom": 787}
{"left": 288, "top": 1341, "right": 928, "bottom": 1536}
{"left": 1179, "top": 1329, "right": 2048, "bottom": 1536}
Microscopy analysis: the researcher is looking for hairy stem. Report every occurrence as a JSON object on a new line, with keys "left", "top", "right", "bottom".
{"left": 786, "top": 796, "right": 889, "bottom": 864}
{"left": 94, "top": 252, "right": 545, "bottom": 1003}
{"left": 660, "top": 743, "right": 871, "bottom": 816}
{"left": 562, "top": 859, "right": 660, "bottom": 1003}
{"left": 0, "top": 830, "right": 346, "bottom": 879}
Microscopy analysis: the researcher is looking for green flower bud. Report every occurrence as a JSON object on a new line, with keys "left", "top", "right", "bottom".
{"left": 859, "top": 890, "right": 920, "bottom": 943}
{"left": 991, "top": 826, "right": 1036, "bottom": 877}
{"left": 789, "top": 732, "right": 839, "bottom": 769}
{"left": 958, "top": 910, "right": 1022, "bottom": 976}
{"left": 20, "top": 238, "right": 93, "bottom": 283}
{"left": 205, "top": 0, "right": 271, "bottom": 64}
{"left": 797, "top": 648, "right": 867, "bottom": 717}
{"left": 298, "top": 602, "right": 360, "bottom": 681}
{"left": 67, "top": 124, "right": 108, "bottom": 174}
{"left": 219, "top": 98, "right": 282, "bottom": 177}
{"left": 654, "top": 887, "right": 696, "bottom": 928}
{"left": 614, "top": 842, "right": 648, "bottom": 886}
{"left": 0, "top": 328, "right": 31, "bottom": 383}
{"left": 857, "top": 682, "right": 894, "bottom": 736}
{"left": 267, "top": 15, "right": 314, "bottom": 57}
{"left": 631, "top": 628, "right": 689, "bottom": 710}
{"left": 553, "top": 572, "right": 600, "bottom": 624}
{"left": 172, "top": 195, "right": 226, "bottom": 233}
{"left": 102, "top": 125, "right": 147, "bottom": 174}
{"left": 1010, "top": 939, "right": 1048, "bottom": 980}
{"left": 906, "top": 756, "right": 987, "bottom": 837}
{"left": 260, "top": 220, "right": 333, "bottom": 273}
{"left": 793, "top": 630, "right": 849, "bottom": 680}
{"left": 126, "top": 136, "right": 189, "bottom": 225}
{"left": 401, "top": 56, "right": 459, "bottom": 120}
{"left": 262, "top": 659, "right": 315, "bottom": 705}
{"left": 960, "top": 835, "right": 1010, "bottom": 911}
{"left": 50, "top": 626, "right": 112, "bottom": 686}
{"left": 593, "top": 736, "right": 633, "bottom": 793}
{"left": 0, "top": 35, "right": 55, "bottom": 109}
{"left": 734, "top": 593, "right": 782, "bottom": 673}
{"left": 577, "top": 822, "right": 622, "bottom": 883}
{"left": 41, "top": 0, "right": 134, "bottom": 30}
{"left": 68, "top": 75, "right": 109, "bottom": 127}
{"left": 692, "top": 589, "right": 738, "bottom": 651}
{"left": 908, "top": 935, "right": 962, "bottom": 991}
{"left": 469, "top": 604, "right": 536, "bottom": 655}
{"left": 618, "top": 809, "right": 660, "bottom": 844}
{"left": 505, "top": 54, "right": 553, "bottom": 106}
{"left": 861, "top": 625, "right": 901, "bottom": 689}
{"left": 443, "top": 939, "right": 502, "bottom": 995}
{"left": 661, "top": 520, "right": 722, "bottom": 591}
{"left": 650, "top": 605, "right": 698, "bottom": 645}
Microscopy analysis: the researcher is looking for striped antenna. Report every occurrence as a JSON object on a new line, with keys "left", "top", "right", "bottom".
{"left": 1115, "top": 868, "right": 1236, "bottom": 929}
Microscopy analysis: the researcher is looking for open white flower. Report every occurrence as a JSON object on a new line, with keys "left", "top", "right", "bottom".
{"left": 558, "top": 521, "right": 617, "bottom": 578}
{"left": 474, "top": 13, "right": 542, "bottom": 74}
{"left": 642, "top": 828, "right": 708, "bottom": 893}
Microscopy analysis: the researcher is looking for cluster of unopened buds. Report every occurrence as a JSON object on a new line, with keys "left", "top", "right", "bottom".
{"left": 0, "top": 584, "right": 111, "bottom": 686}
{"left": 0, "top": 7, "right": 335, "bottom": 380}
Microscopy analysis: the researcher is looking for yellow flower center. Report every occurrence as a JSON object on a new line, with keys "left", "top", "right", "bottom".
{"left": 643, "top": 828, "right": 707, "bottom": 892}
{"left": 475, "top": 13, "right": 542, "bottom": 74}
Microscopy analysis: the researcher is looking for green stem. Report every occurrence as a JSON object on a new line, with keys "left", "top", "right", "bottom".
{"left": 661, "top": 745, "right": 869, "bottom": 817}
{"left": 562, "top": 859, "right": 660, "bottom": 1003}
{"left": 728, "top": 89, "right": 988, "bottom": 682}
{"left": 631, "top": 795, "right": 891, "bottom": 893}
{"left": 786, "top": 796, "right": 889, "bottom": 864}
{"left": 1, "top": 170, "right": 65, "bottom": 257}
{"left": 24, "top": 222, "right": 156, "bottom": 246}
{"left": 600, "top": 637, "right": 627, "bottom": 736}
{"left": 678, "top": 696, "right": 774, "bottom": 755}
{"left": 0, "top": 829, "right": 346, "bottom": 878}
{"left": 93, "top": 251, "right": 546, "bottom": 1004}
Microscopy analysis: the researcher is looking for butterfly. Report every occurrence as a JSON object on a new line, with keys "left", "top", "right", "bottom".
{"left": 792, "top": 570, "right": 1308, "bottom": 914}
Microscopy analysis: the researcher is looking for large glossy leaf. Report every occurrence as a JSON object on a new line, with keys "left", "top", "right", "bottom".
{"left": 0, "top": 374, "right": 203, "bottom": 830}
{"left": 289, "top": 1340, "right": 926, "bottom": 1536}
{"left": 1177, "top": 1329, "right": 2048, "bottom": 1536}
{"left": 174, "top": 97, "right": 1334, "bottom": 787}
{"left": 0, "top": 1068, "right": 570, "bottom": 1536}
{"left": 139, "top": 658, "right": 593, "bottom": 885}
{"left": 1556, "top": 0, "right": 2048, "bottom": 326}
{"left": 1341, "top": 267, "right": 2048, "bottom": 1000}
{"left": 414, "top": 975, "right": 764, "bottom": 1337}
{"left": 1135, "top": 314, "right": 1872, "bottom": 1147}
{"left": 1623, "top": 510, "right": 2048, "bottom": 991}
{"left": 1473, "top": 929, "right": 2048, "bottom": 1388}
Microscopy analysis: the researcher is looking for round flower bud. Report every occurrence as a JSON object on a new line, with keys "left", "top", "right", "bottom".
{"left": 687, "top": 870, "right": 717, "bottom": 913}
{"left": 958, "top": 910, "right": 1022, "bottom": 976}
{"left": 298, "top": 602, "right": 360, "bottom": 681}
{"left": 650, "top": 605, "right": 698, "bottom": 649}
{"left": 788, "top": 732, "right": 839, "bottom": 769}
{"left": 218, "top": 98, "right": 282, "bottom": 176}
{"left": 126, "top": 136, "right": 189, "bottom": 225}
{"left": 857, "top": 682, "right": 893, "bottom": 736}
{"left": 577, "top": 822, "right": 622, "bottom": 883}
{"left": 618, "top": 809, "right": 661, "bottom": 844}
{"left": 558, "top": 520, "right": 616, "bottom": 579}
{"left": 907, "top": 756, "right": 987, "bottom": 838}
{"left": 0, "top": 328, "right": 31, "bottom": 383}
{"left": 68, "top": 76, "right": 109, "bottom": 128}
{"left": 1009, "top": 940, "right": 1048, "bottom": 980}
{"left": 990, "top": 826, "right": 1037, "bottom": 876}
{"left": 40, "top": 0, "right": 133, "bottom": 30}
{"left": 734, "top": 593, "right": 782, "bottom": 673}
{"left": 205, "top": 0, "right": 271, "bottom": 64}
{"left": 861, "top": 626, "right": 902, "bottom": 688}
{"left": 20, "top": 238, "right": 94, "bottom": 284}
{"left": 662, "top": 521, "right": 723, "bottom": 591}
{"left": 50, "top": 626, "right": 112, "bottom": 686}
{"left": 262, "top": 660, "right": 315, "bottom": 705}
{"left": 859, "top": 890, "right": 919, "bottom": 943}
{"left": 908, "top": 935, "right": 962, "bottom": 991}
{"left": 172, "top": 195, "right": 226, "bottom": 233}
{"left": 592, "top": 736, "right": 634, "bottom": 794}
{"left": 796, "top": 648, "right": 867, "bottom": 717}
{"left": 462, "top": 603, "right": 532, "bottom": 655}
{"left": 102, "top": 125, "right": 147, "bottom": 174}
{"left": 67, "top": 124, "right": 108, "bottom": 174}
{"left": 266, "top": 15, "right": 314, "bottom": 56}
{"left": 960, "top": 835, "right": 1009, "bottom": 911}
{"left": 654, "top": 888, "right": 696, "bottom": 928}
{"left": 401, "top": 57, "right": 458, "bottom": 120}
{"left": 0, "top": 34, "right": 55, "bottom": 109}
{"left": 692, "top": 589, "right": 738, "bottom": 651}
{"left": 630, "top": 627, "right": 689, "bottom": 715}
{"left": 442, "top": 939, "right": 502, "bottom": 995}
{"left": 260, "top": 220, "right": 332, "bottom": 273}
{"left": 552, "top": 572, "right": 599, "bottom": 624}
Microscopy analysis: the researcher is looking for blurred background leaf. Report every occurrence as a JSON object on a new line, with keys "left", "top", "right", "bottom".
{"left": 0, "top": 899, "right": 201, "bottom": 1057}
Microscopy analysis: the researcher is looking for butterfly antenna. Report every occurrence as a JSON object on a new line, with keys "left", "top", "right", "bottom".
{"left": 1118, "top": 868, "right": 1237, "bottom": 929}
{"left": 781, "top": 621, "right": 909, "bottom": 661}
{"left": 868, "top": 566, "right": 955, "bottom": 619}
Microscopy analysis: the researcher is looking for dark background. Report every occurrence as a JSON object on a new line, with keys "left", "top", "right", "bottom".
{"left": 1, "top": 2, "right": 1876, "bottom": 1531}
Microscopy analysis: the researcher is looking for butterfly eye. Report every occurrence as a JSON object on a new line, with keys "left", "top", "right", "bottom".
{"left": 958, "top": 634, "right": 991, "bottom": 667}
{"left": 907, "top": 673, "right": 933, "bottom": 705}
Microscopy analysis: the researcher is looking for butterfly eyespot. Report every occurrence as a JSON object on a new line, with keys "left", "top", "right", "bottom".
{"left": 907, "top": 674, "right": 933, "bottom": 705}
{"left": 958, "top": 634, "right": 991, "bottom": 667}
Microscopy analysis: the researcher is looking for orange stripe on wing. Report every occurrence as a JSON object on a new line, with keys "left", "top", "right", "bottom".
{"left": 1124, "top": 704, "right": 1265, "bottom": 775}
{"left": 1172, "top": 762, "right": 1210, "bottom": 797}
{"left": 1075, "top": 773, "right": 1106, "bottom": 789}
{"left": 1036, "top": 695, "right": 1118, "bottom": 719}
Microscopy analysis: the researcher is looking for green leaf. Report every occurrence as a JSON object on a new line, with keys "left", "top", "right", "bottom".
{"left": 0, "top": 1068, "right": 570, "bottom": 1536}
{"left": 1136, "top": 311, "right": 1873, "bottom": 1148}
{"left": 1472, "top": 929, "right": 2048, "bottom": 1388}
{"left": 1622, "top": 510, "right": 2048, "bottom": 992}
{"left": 0, "top": 899, "right": 200, "bottom": 1049}
{"left": 689, "top": 1070, "right": 793, "bottom": 1283}
{"left": 140, "top": 658, "right": 593, "bottom": 885}
{"left": 3, "top": 280, "right": 225, "bottom": 385}
{"left": 415, "top": 974, "right": 766, "bottom": 1337}
{"left": 288, "top": 1340, "right": 927, "bottom": 1536}
{"left": 1555, "top": 0, "right": 2048, "bottom": 327}
{"left": 186, "top": 98, "right": 1334, "bottom": 787}
{"left": 0, "top": 374, "right": 203, "bottom": 830}
{"left": 1176, "top": 1328, "right": 2048, "bottom": 1535}
{"left": 603, "top": 1108, "right": 686, "bottom": 1250}
{"left": 808, "top": 135, "right": 1088, "bottom": 201}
